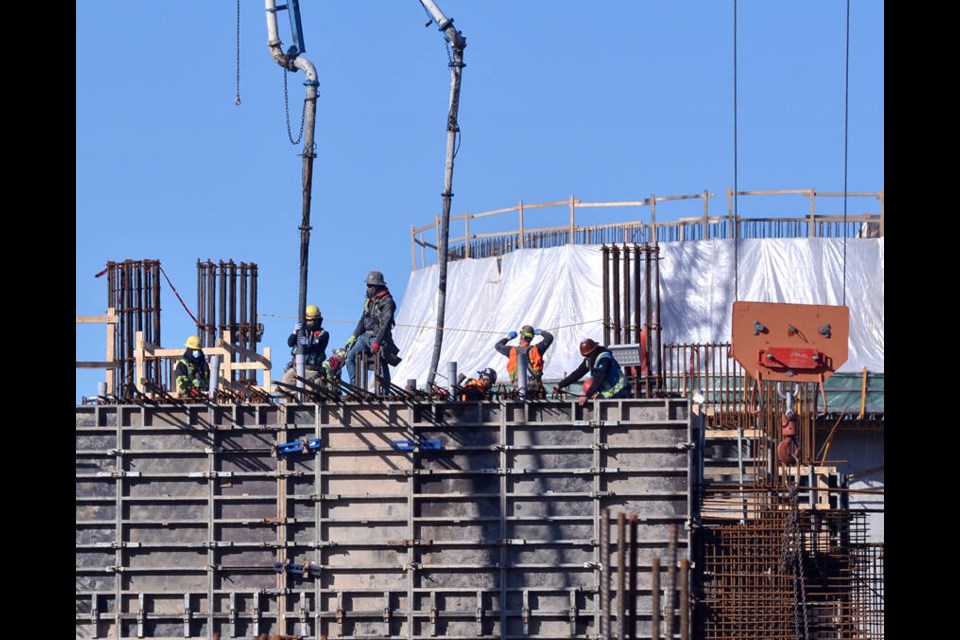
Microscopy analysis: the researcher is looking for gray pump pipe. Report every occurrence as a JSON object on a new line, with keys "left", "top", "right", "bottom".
{"left": 264, "top": 0, "right": 319, "bottom": 394}
{"left": 419, "top": 0, "right": 466, "bottom": 387}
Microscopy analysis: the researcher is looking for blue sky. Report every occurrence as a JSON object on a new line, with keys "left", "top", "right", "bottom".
{"left": 76, "top": 1, "right": 884, "bottom": 403}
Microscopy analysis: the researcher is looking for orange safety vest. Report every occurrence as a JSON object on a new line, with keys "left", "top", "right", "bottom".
{"left": 460, "top": 378, "right": 489, "bottom": 401}
{"left": 507, "top": 345, "right": 544, "bottom": 384}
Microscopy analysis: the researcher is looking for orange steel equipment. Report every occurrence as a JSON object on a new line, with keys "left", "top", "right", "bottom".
{"left": 731, "top": 301, "right": 849, "bottom": 384}
{"left": 731, "top": 301, "right": 849, "bottom": 465}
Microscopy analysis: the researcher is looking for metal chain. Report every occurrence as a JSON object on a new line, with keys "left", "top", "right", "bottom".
{"left": 778, "top": 483, "right": 810, "bottom": 640}
{"left": 444, "top": 37, "right": 453, "bottom": 65}
{"left": 793, "top": 489, "right": 810, "bottom": 640}
{"left": 234, "top": 0, "right": 241, "bottom": 105}
{"left": 283, "top": 69, "right": 306, "bottom": 145}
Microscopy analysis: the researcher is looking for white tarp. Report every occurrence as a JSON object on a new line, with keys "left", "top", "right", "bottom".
{"left": 391, "top": 238, "right": 884, "bottom": 387}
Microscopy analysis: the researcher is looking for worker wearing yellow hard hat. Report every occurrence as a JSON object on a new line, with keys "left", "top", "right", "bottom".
{"left": 176, "top": 335, "right": 210, "bottom": 398}
{"left": 280, "top": 303, "right": 330, "bottom": 392}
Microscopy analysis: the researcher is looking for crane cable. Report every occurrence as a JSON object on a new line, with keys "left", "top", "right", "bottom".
{"left": 235, "top": 0, "right": 242, "bottom": 105}
{"left": 842, "top": 0, "right": 850, "bottom": 306}
{"left": 732, "top": 0, "right": 739, "bottom": 302}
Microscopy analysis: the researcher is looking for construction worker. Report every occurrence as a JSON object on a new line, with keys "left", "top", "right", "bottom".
{"left": 175, "top": 335, "right": 210, "bottom": 398}
{"left": 280, "top": 304, "right": 329, "bottom": 389}
{"left": 318, "top": 347, "right": 347, "bottom": 396}
{"left": 460, "top": 367, "right": 498, "bottom": 401}
{"left": 555, "top": 338, "right": 631, "bottom": 407}
{"left": 345, "top": 270, "right": 401, "bottom": 390}
{"left": 494, "top": 324, "right": 554, "bottom": 394}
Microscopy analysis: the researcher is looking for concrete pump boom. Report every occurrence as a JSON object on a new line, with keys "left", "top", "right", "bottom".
{"left": 419, "top": 0, "right": 466, "bottom": 387}
{"left": 264, "top": 0, "right": 318, "bottom": 390}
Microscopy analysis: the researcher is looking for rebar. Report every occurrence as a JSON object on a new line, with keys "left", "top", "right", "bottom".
{"left": 700, "top": 507, "right": 879, "bottom": 639}
{"left": 105, "top": 260, "right": 163, "bottom": 398}
{"left": 197, "top": 259, "right": 260, "bottom": 385}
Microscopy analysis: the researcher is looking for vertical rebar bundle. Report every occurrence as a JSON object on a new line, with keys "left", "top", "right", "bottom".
{"left": 601, "top": 244, "right": 662, "bottom": 395}
{"left": 105, "top": 260, "right": 162, "bottom": 398}
{"left": 196, "top": 260, "right": 260, "bottom": 381}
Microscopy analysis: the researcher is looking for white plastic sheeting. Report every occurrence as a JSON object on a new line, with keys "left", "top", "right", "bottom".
{"left": 391, "top": 238, "right": 884, "bottom": 387}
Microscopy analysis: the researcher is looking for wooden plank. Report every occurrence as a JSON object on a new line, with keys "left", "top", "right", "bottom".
{"left": 76, "top": 315, "right": 119, "bottom": 324}
{"left": 76, "top": 361, "right": 121, "bottom": 369}
{"left": 106, "top": 309, "right": 115, "bottom": 394}
{"left": 263, "top": 346, "right": 272, "bottom": 394}
{"left": 216, "top": 340, "right": 271, "bottom": 367}
{"left": 135, "top": 331, "right": 145, "bottom": 393}
{"left": 705, "top": 429, "right": 761, "bottom": 439}
{"left": 150, "top": 347, "right": 230, "bottom": 358}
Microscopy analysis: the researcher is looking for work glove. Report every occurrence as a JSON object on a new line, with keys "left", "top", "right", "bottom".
{"left": 345, "top": 335, "right": 356, "bottom": 348}
{"left": 294, "top": 321, "right": 303, "bottom": 332}
{"left": 372, "top": 341, "right": 380, "bottom": 354}
{"left": 535, "top": 328, "right": 542, "bottom": 335}
{"left": 507, "top": 331, "right": 517, "bottom": 340}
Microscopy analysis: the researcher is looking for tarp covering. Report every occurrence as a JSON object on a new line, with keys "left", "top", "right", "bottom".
{"left": 392, "top": 238, "right": 884, "bottom": 387}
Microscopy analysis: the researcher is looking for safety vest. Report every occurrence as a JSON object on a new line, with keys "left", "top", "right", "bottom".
{"left": 588, "top": 351, "right": 628, "bottom": 398}
{"left": 460, "top": 378, "right": 489, "bottom": 401}
{"left": 176, "top": 358, "right": 209, "bottom": 393}
{"left": 320, "top": 360, "right": 342, "bottom": 394}
{"left": 507, "top": 345, "right": 544, "bottom": 384}
{"left": 290, "top": 328, "right": 328, "bottom": 369}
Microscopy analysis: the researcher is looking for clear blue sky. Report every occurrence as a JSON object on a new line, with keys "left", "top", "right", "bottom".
{"left": 75, "top": 1, "right": 884, "bottom": 403}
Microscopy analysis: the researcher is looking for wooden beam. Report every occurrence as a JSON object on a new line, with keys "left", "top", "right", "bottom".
{"left": 216, "top": 340, "right": 272, "bottom": 367}
{"left": 76, "top": 315, "right": 119, "bottom": 324}
{"left": 106, "top": 308, "right": 116, "bottom": 394}
{"left": 76, "top": 361, "right": 121, "bottom": 369}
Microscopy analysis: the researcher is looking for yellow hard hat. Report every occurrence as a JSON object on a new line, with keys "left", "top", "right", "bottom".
{"left": 305, "top": 304, "right": 321, "bottom": 320}
{"left": 185, "top": 335, "right": 202, "bottom": 349}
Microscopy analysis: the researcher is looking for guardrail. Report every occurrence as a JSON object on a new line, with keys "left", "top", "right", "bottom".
{"left": 75, "top": 313, "right": 273, "bottom": 398}
{"left": 411, "top": 188, "right": 884, "bottom": 268}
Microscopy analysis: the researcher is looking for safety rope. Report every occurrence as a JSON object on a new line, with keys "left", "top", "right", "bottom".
{"left": 157, "top": 266, "right": 199, "bottom": 326}
{"left": 257, "top": 313, "right": 603, "bottom": 336}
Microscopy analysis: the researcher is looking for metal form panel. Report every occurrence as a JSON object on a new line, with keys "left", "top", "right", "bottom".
{"left": 77, "top": 398, "right": 694, "bottom": 639}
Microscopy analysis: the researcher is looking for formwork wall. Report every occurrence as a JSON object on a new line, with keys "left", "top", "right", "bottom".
{"left": 76, "top": 397, "right": 695, "bottom": 639}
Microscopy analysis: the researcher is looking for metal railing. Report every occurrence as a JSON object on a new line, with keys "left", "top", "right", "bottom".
{"left": 410, "top": 188, "right": 884, "bottom": 268}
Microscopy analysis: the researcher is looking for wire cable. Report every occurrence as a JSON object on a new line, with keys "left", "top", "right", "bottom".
{"left": 732, "top": 0, "right": 740, "bottom": 302}
{"left": 842, "top": 0, "right": 850, "bottom": 305}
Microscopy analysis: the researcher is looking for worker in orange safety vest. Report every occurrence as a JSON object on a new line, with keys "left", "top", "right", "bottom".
{"left": 494, "top": 324, "right": 554, "bottom": 393}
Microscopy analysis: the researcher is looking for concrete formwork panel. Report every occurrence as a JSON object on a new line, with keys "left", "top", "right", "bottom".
{"left": 76, "top": 398, "right": 696, "bottom": 639}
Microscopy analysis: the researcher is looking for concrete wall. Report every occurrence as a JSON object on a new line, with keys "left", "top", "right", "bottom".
{"left": 77, "top": 398, "right": 695, "bottom": 639}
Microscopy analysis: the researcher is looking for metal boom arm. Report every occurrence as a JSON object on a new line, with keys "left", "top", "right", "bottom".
{"left": 264, "top": 0, "right": 319, "bottom": 391}
{"left": 419, "top": 0, "right": 466, "bottom": 387}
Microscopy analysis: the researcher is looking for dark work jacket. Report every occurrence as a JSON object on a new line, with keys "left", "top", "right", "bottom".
{"left": 557, "top": 347, "right": 630, "bottom": 398}
{"left": 175, "top": 349, "right": 210, "bottom": 394}
{"left": 287, "top": 319, "right": 329, "bottom": 370}
{"left": 353, "top": 288, "right": 396, "bottom": 346}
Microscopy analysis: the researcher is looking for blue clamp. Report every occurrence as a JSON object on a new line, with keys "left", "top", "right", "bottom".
{"left": 277, "top": 438, "right": 322, "bottom": 455}
{"left": 277, "top": 441, "right": 303, "bottom": 455}
{"left": 393, "top": 439, "right": 415, "bottom": 451}
{"left": 420, "top": 438, "right": 442, "bottom": 450}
